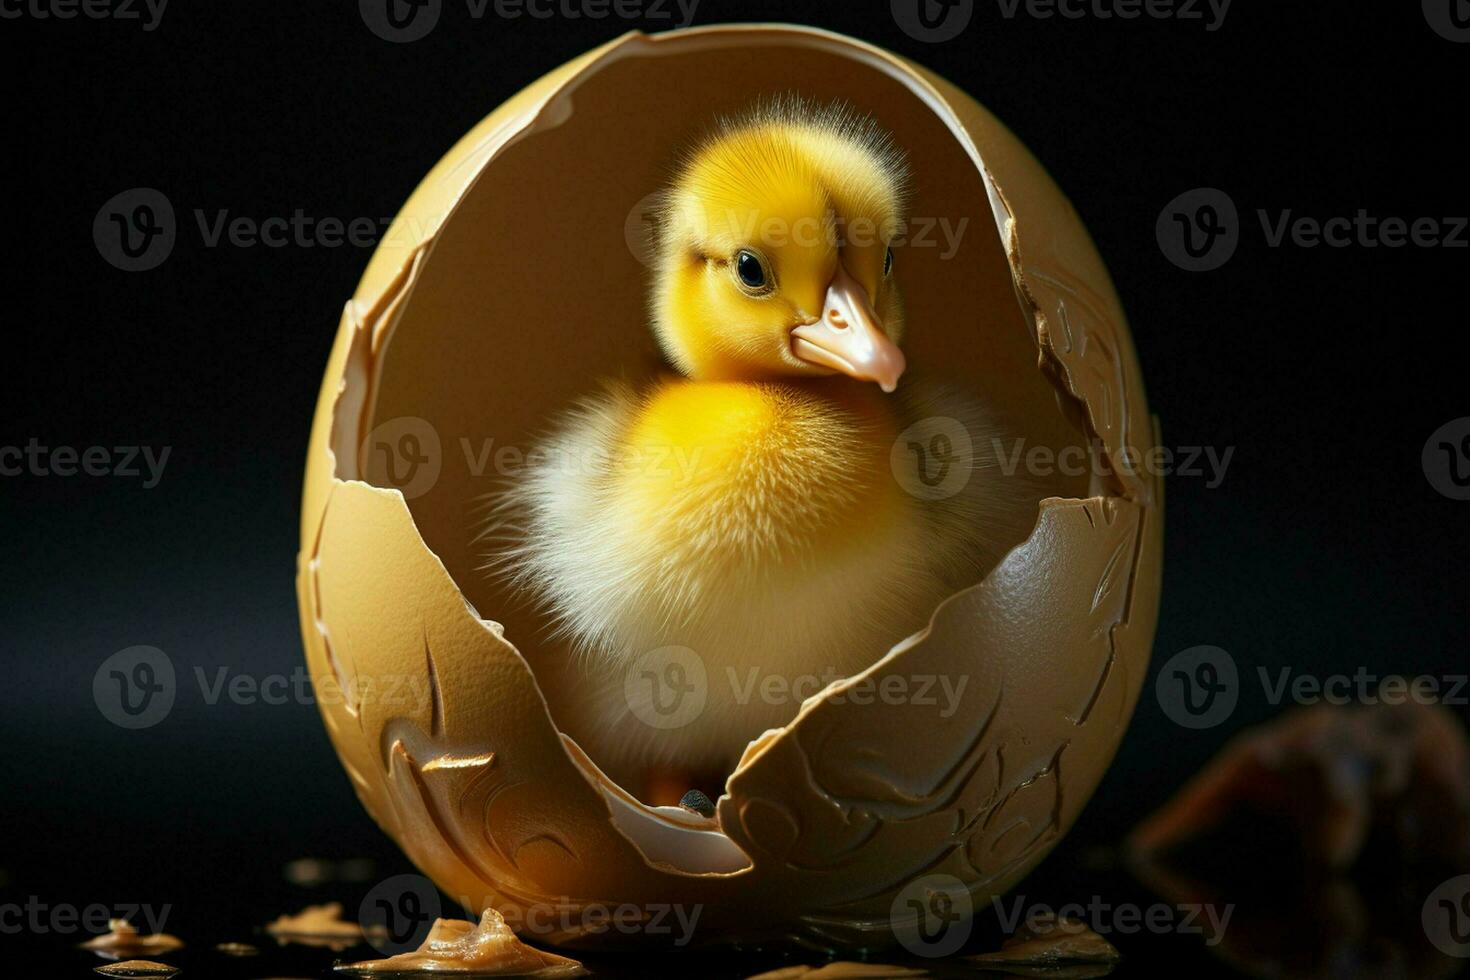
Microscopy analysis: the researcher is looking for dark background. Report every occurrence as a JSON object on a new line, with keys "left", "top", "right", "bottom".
{"left": 5, "top": 2, "right": 1467, "bottom": 977}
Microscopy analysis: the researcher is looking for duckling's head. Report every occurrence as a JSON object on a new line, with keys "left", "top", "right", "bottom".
{"left": 652, "top": 100, "right": 910, "bottom": 392}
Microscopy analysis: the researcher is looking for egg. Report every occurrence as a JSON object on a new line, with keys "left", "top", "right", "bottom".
{"left": 297, "top": 24, "right": 1161, "bottom": 951}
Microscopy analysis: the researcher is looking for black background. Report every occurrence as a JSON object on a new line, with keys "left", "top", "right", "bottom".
{"left": 5, "top": 2, "right": 1468, "bottom": 977}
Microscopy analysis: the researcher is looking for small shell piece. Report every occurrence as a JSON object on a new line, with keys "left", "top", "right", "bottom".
{"left": 265, "top": 902, "right": 365, "bottom": 950}
{"left": 91, "top": 961, "right": 179, "bottom": 979}
{"left": 336, "top": 910, "right": 587, "bottom": 977}
{"left": 747, "top": 964, "right": 929, "bottom": 979}
{"left": 79, "top": 919, "right": 183, "bottom": 959}
{"left": 968, "top": 912, "right": 1121, "bottom": 968}
{"left": 213, "top": 941, "right": 259, "bottom": 956}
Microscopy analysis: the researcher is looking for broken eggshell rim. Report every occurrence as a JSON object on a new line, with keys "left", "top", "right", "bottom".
{"left": 304, "top": 24, "right": 1149, "bottom": 880}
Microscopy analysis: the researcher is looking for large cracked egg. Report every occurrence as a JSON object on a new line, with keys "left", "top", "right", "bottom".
{"left": 298, "top": 24, "right": 1161, "bottom": 951}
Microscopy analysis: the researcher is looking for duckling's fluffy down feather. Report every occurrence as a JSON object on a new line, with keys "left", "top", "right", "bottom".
{"left": 480, "top": 378, "right": 1036, "bottom": 775}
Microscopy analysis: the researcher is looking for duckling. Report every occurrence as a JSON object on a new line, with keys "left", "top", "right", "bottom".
{"left": 486, "top": 99, "right": 1034, "bottom": 805}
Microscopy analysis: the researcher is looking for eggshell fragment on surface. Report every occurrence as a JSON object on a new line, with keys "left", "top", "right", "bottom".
{"left": 213, "top": 941, "right": 259, "bottom": 956}
{"left": 91, "top": 961, "right": 179, "bottom": 979}
{"left": 266, "top": 902, "right": 366, "bottom": 949}
{"left": 968, "top": 912, "right": 1121, "bottom": 968}
{"left": 79, "top": 919, "right": 183, "bottom": 959}
{"left": 336, "top": 910, "right": 588, "bottom": 976}
{"left": 747, "top": 963, "right": 929, "bottom": 979}
{"left": 298, "top": 24, "right": 1161, "bottom": 949}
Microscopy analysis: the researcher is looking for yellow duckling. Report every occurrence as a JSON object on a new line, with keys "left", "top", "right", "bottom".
{"left": 489, "top": 100, "right": 1031, "bottom": 805}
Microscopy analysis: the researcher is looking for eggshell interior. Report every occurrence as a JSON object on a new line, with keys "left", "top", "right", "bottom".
{"left": 298, "top": 24, "right": 1161, "bottom": 949}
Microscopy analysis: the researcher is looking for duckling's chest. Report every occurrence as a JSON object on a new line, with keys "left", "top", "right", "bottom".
{"left": 612, "top": 380, "right": 907, "bottom": 560}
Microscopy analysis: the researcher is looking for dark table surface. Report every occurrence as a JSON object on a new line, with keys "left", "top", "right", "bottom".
{"left": 6, "top": 827, "right": 1464, "bottom": 978}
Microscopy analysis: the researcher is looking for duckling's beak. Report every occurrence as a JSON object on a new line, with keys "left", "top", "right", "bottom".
{"left": 790, "top": 263, "right": 906, "bottom": 393}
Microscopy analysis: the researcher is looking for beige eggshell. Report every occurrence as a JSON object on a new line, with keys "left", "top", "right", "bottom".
{"left": 297, "top": 24, "right": 1161, "bottom": 950}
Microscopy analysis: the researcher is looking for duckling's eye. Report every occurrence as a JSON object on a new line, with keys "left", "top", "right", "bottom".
{"left": 735, "top": 249, "right": 768, "bottom": 291}
{"left": 883, "top": 246, "right": 894, "bottom": 278}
